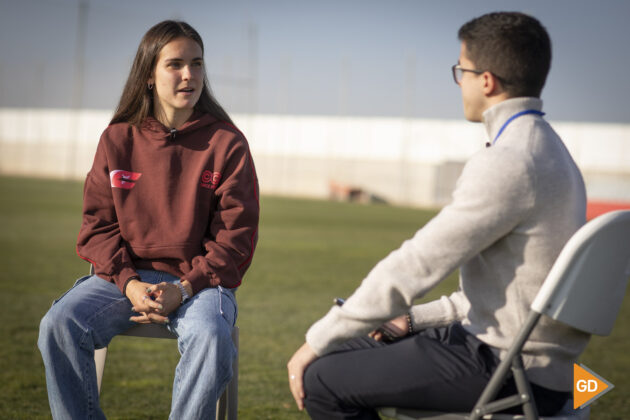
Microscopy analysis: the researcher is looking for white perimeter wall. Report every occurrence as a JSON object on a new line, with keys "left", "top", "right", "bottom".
{"left": 1, "top": 108, "right": 629, "bottom": 207}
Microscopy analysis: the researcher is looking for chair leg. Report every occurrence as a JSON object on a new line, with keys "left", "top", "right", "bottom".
{"left": 470, "top": 312, "right": 541, "bottom": 419}
{"left": 216, "top": 392, "right": 228, "bottom": 420}
{"left": 94, "top": 347, "right": 108, "bottom": 395}
{"left": 95, "top": 325, "right": 238, "bottom": 419}
{"left": 511, "top": 356, "right": 539, "bottom": 420}
{"left": 227, "top": 326, "right": 239, "bottom": 420}
{"left": 216, "top": 326, "right": 239, "bottom": 420}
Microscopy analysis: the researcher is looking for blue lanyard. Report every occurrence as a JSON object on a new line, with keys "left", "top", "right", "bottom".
{"left": 492, "top": 109, "right": 545, "bottom": 145}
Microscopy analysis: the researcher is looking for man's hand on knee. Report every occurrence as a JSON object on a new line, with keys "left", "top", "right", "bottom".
{"left": 288, "top": 342, "right": 319, "bottom": 410}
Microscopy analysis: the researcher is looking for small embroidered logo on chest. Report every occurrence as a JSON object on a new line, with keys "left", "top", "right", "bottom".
{"left": 110, "top": 170, "right": 142, "bottom": 189}
{"left": 200, "top": 170, "right": 221, "bottom": 190}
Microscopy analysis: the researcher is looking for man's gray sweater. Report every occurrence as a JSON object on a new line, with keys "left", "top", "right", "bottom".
{"left": 306, "top": 97, "right": 589, "bottom": 391}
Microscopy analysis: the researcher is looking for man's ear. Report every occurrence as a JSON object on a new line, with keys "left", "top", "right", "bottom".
{"left": 481, "top": 71, "right": 508, "bottom": 98}
{"left": 481, "top": 71, "right": 497, "bottom": 96}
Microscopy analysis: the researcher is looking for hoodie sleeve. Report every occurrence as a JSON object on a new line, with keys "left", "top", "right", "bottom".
{"left": 76, "top": 135, "right": 138, "bottom": 293}
{"left": 183, "top": 131, "right": 260, "bottom": 294}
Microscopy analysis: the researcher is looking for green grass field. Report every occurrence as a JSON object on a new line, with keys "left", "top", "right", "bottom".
{"left": 0, "top": 176, "right": 627, "bottom": 419}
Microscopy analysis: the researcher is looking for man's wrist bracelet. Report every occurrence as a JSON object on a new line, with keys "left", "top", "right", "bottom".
{"left": 406, "top": 313, "right": 414, "bottom": 334}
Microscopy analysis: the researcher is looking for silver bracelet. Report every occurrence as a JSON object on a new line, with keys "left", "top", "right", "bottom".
{"left": 176, "top": 281, "right": 190, "bottom": 304}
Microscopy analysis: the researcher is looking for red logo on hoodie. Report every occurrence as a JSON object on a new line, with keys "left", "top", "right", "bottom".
{"left": 110, "top": 170, "right": 142, "bottom": 189}
{"left": 201, "top": 170, "right": 221, "bottom": 190}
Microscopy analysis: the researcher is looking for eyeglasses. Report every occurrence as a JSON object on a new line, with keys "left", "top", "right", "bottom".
{"left": 451, "top": 64, "right": 484, "bottom": 85}
{"left": 451, "top": 64, "right": 510, "bottom": 86}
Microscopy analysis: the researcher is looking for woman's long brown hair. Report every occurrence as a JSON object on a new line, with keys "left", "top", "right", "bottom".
{"left": 110, "top": 20, "right": 233, "bottom": 126}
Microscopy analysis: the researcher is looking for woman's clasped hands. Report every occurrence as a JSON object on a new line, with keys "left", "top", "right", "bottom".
{"left": 125, "top": 280, "right": 183, "bottom": 324}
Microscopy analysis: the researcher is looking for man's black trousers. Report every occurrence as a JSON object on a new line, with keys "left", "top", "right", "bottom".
{"left": 303, "top": 323, "right": 569, "bottom": 419}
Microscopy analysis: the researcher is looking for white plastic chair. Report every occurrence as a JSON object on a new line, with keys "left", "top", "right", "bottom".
{"left": 93, "top": 303, "right": 239, "bottom": 420}
{"left": 381, "top": 210, "right": 630, "bottom": 420}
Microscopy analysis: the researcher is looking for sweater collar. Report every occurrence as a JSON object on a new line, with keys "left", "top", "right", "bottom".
{"left": 482, "top": 97, "right": 544, "bottom": 142}
{"left": 141, "top": 111, "right": 216, "bottom": 140}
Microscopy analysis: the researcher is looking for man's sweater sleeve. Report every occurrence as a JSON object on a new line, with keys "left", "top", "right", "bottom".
{"left": 409, "top": 290, "right": 470, "bottom": 330}
{"left": 306, "top": 148, "right": 536, "bottom": 356}
{"left": 76, "top": 137, "right": 139, "bottom": 292}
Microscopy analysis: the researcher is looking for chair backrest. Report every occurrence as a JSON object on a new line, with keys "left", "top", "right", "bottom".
{"left": 531, "top": 210, "right": 630, "bottom": 336}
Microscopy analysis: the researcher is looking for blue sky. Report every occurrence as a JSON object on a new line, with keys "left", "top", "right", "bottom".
{"left": 1, "top": 0, "right": 629, "bottom": 123}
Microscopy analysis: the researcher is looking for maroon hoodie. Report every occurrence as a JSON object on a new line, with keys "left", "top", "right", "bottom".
{"left": 77, "top": 112, "right": 259, "bottom": 295}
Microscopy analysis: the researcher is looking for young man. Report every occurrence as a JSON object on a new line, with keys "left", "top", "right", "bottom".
{"left": 288, "top": 12, "right": 589, "bottom": 419}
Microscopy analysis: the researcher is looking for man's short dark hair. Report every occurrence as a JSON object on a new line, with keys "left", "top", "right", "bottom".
{"left": 458, "top": 12, "right": 551, "bottom": 98}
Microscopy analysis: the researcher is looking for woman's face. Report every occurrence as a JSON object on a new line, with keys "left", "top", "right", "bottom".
{"left": 149, "top": 36, "right": 204, "bottom": 126}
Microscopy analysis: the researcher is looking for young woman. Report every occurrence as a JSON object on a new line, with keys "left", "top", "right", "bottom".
{"left": 38, "top": 20, "right": 259, "bottom": 419}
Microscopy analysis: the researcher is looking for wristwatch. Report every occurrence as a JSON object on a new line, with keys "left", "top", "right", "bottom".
{"left": 176, "top": 281, "right": 190, "bottom": 304}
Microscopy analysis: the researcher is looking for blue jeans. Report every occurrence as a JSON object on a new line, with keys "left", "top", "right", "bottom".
{"left": 38, "top": 270, "right": 237, "bottom": 419}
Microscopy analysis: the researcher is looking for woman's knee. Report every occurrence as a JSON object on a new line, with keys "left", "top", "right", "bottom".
{"left": 40, "top": 304, "right": 65, "bottom": 332}
{"left": 38, "top": 306, "right": 73, "bottom": 352}
{"left": 38, "top": 294, "right": 96, "bottom": 352}
{"left": 37, "top": 310, "right": 54, "bottom": 349}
